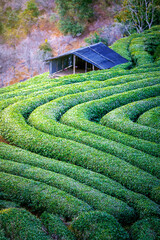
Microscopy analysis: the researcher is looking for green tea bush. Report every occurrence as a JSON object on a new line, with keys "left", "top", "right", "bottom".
{"left": 0, "top": 229, "right": 8, "bottom": 240}
{"left": 0, "top": 72, "right": 49, "bottom": 94}
{"left": 0, "top": 143, "right": 159, "bottom": 219}
{"left": 144, "top": 32, "right": 160, "bottom": 55}
{"left": 137, "top": 106, "right": 160, "bottom": 130}
{"left": 71, "top": 211, "right": 129, "bottom": 240}
{"left": 110, "top": 36, "right": 132, "bottom": 61}
{"left": 100, "top": 96, "right": 160, "bottom": 144}
{"left": 132, "top": 61, "right": 160, "bottom": 70}
{"left": 154, "top": 44, "right": 160, "bottom": 61}
{"left": 144, "top": 25, "right": 160, "bottom": 32}
{"left": 129, "top": 37, "right": 153, "bottom": 66}
{"left": 0, "top": 26, "right": 160, "bottom": 239}
{"left": 0, "top": 172, "right": 92, "bottom": 218}
{"left": 0, "top": 158, "right": 135, "bottom": 223}
{"left": 41, "top": 212, "right": 76, "bottom": 240}
{"left": 0, "top": 200, "right": 20, "bottom": 210}
{"left": 61, "top": 84, "right": 160, "bottom": 158}
{"left": 0, "top": 208, "right": 51, "bottom": 240}
{"left": 0, "top": 98, "right": 160, "bottom": 203}
{"left": 1, "top": 71, "right": 159, "bottom": 112}
{"left": 28, "top": 79, "right": 160, "bottom": 177}
{"left": 130, "top": 217, "right": 160, "bottom": 240}
{"left": 1, "top": 59, "right": 159, "bottom": 95}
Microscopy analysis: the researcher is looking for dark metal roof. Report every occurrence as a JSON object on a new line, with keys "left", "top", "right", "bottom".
{"left": 46, "top": 42, "right": 128, "bottom": 69}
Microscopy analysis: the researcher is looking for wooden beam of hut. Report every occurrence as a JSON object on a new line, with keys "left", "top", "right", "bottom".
{"left": 85, "top": 61, "right": 87, "bottom": 73}
{"left": 73, "top": 55, "right": 76, "bottom": 74}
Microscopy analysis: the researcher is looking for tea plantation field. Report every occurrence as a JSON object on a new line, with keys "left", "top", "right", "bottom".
{"left": 0, "top": 26, "right": 160, "bottom": 239}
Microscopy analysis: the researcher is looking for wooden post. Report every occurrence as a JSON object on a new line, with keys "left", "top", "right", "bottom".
{"left": 49, "top": 61, "right": 52, "bottom": 75}
{"left": 56, "top": 60, "right": 58, "bottom": 72}
{"left": 92, "top": 64, "right": 95, "bottom": 71}
{"left": 62, "top": 58, "right": 64, "bottom": 71}
{"left": 73, "top": 55, "right": 76, "bottom": 74}
{"left": 85, "top": 61, "right": 87, "bottom": 73}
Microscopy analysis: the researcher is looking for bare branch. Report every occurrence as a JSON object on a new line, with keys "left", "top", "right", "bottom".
{"left": 145, "top": 0, "right": 155, "bottom": 29}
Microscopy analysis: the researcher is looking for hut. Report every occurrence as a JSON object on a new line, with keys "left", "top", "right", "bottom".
{"left": 45, "top": 42, "right": 128, "bottom": 75}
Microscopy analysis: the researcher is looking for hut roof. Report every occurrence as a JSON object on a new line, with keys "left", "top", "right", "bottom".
{"left": 46, "top": 42, "right": 128, "bottom": 69}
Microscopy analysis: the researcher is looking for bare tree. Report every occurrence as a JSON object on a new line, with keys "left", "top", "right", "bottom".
{"left": 145, "top": 0, "right": 155, "bottom": 29}
{"left": 116, "top": 0, "right": 156, "bottom": 34}
{"left": 125, "top": 0, "right": 155, "bottom": 33}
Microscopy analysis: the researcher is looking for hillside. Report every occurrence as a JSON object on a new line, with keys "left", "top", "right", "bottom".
{"left": 0, "top": 0, "right": 122, "bottom": 88}
{"left": 0, "top": 25, "right": 160, "bottom": 239}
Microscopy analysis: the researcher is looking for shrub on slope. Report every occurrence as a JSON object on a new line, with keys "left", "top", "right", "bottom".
{"left": 41, "top": 212, "right": 76, "bottom": 240}
{"left": 0, "top": 208, "right": 52, "bottom": 240}
{"left": 137, "top": 106, "right": 160, "bottom": 130}
{"left": 0, "top": 158, "right": 135, "bottom": 223}
{"left": 71, "top": 211, "right": 129, "bottom": 240}
{"left": 0, "top": 142, "right": 159, "bottom": 219}
{"left": 0, "top": 96, "right": 160, "bottom": 203}
{"left": 130, "top": 217, "right": 160, "bottom": 240}
{"left": 100, "top": 96, "right": 160, "bottom": 143}
{"left": 0, "top": 172, "right": 91, "bottom": 219}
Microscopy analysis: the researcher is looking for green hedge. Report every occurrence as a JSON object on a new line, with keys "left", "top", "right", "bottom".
{"left": 0, "top": 158, "right": 135, "bottom": 223}
{"left": 129, "top": 37, "right": 154, "bottom": 66}
{"left": 71, "top": 211, "right": 129, "bottom": 240}
{"left": 1, "top": 71, "right": 159, "bottom": 113}
{"left": 144, "top": 25, "right": 160, "bottom": 33}
{"left": 61, "top": 84, "right": 160, "bottom": 158}
{"left": 0, "top": 229, "right": 8, "bottom": 240}
{"left": 144, "top": 32, "right": 160, "bottom": 55}
{"left": 154, "top": 44, "right": 160, "bottom": 62}
{"left": 1, "top": 57, "right": 159, "bottom": 95}
{"left": 137, "top": 106, "right": 160, "bottom": 130}
{"left": 130, "top": 217, "right": 160, "bottom": 240}
{"left": 0, "top": 143, "right": 159, "bottom": 219}
{"left": 100, "top": 96, "right": 160, "bottom": 144}
{"left": 2, "top": 69, "right": 158, "bottom": 102}
{"left": 41, "top": 212, "right": 76, "bottom": 240}
{"left": 0, "top": 208, "right": 52, "bottom": 240}
{"left": 0, "top": 97, "right": 160, "bottom": 204}
{"left": 0, "top": 172, "right": 92, "bottom": 218}
{"left": 0, "top": 200, "right": 20, "bottom": 210}
{"left": 28, "top": 80, "right": 160, "bottom": 178}
{"left": 110, "top": 36, "right": 132, "bottom": 61}
{"left": 2, "top": 71, "right": 153, "bottom": 102}
{"left": 0, "top": 72, "right": 50, "bottom": 94}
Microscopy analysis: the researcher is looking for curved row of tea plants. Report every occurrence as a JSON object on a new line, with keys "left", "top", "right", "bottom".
{"left": 137, "top": 106, "right": 160, "bottom": 130}
{"left": 100, "top": 96, "right": 160, "bottom": 143}
{"left": 0, "top": 171, "right": 92, "bottom": 219}
{"left": 0, "top": 25, "right": 160, "bottom": 239}
{"left": 0, "top": 142, "right": 159, "bottom": 220}
{"left": 60, "top": 84, "right": 160, "bottom": 158}
{"left": 28, "top": 81, "right": 160, "bottom": 178}
{"left": 0, "top": 158, "right": 136, "bottom": 223}
{"left": 1, "top": 84, "right": 160, "bottom": 203}
{"left": 0, "top": 207, "right": 52, "bottom": 240}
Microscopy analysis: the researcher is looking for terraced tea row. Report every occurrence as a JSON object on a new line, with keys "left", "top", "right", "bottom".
{"left": 137, "top": 106, "right": 160, "bottom": 130}
{"left": 2, "top": 74, "right": 159, "bottom": 236}
{"left": 100, "top": 96, "right": 160, "bottom": 143}
{"left": 0, "top": 158, "right": 135, "bottom": 223}
{"left": 0, "top": 25, "right": 160, "bottom": 239}
{"left": 1, "top": 142, "right": 159, "bottom": 220}
{"left": 1, "top": 79, "right": 160, "bottom": 202}
{"left": 28, "top": 82, "right": 160, "bottom": 178}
